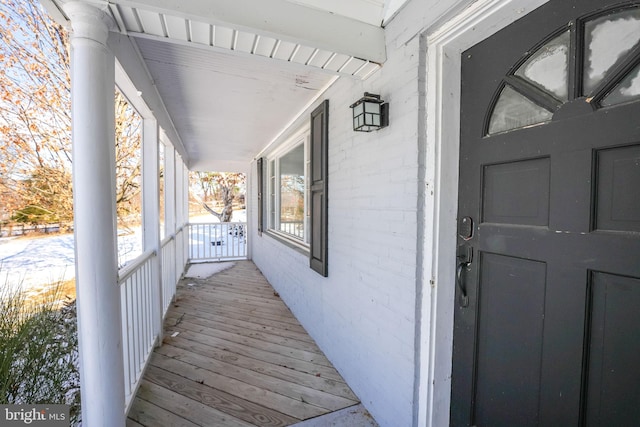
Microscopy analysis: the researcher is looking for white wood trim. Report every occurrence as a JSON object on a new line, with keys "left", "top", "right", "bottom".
{"left": 288, "top": 0, "right": 385, "bottom": 27}
{"left": 142, "top": 118, "right": 163, "bottom": 341}
{"left": 122, "top": 30, "right": 354, "bottom": 78}
{"left": 164, "top": 144, "right": 177, "bottom": 238}
{"left": 267, "top": 127, "right": 309, "bottom": 158}
{"left": 175, "top": 156, "right": 184, "bottom": 227}
{"left": 108, "top": 32, "right": 189, "bottom": 163}
{"left": 110, "top": 0, "right": 387, "bottom": 63}
{"left": 142, "top": 118, "right": 160, "bottom": 251}
{"left": 38, "top": 0, "right": 69, "bottom": 24}
{"left": 417, "top": 1, "right": 550, "bottom": 426}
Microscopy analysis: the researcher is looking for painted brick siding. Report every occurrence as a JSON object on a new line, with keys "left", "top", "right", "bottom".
{"left": 249, "top": 25, "right": 422, "bottom": 427}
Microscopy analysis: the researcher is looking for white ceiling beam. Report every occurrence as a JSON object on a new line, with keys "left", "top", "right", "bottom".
{"left": 109, "top": 0, "right": 387, "bottom": 63}
{"left": 38, "top": 0, "right": 69, "bottom": 25}
{"left": 107, "top": 32, "right": 189, "bottom": 162}
{"left": 285, "top": 0, "right": 385, "bottom": 26}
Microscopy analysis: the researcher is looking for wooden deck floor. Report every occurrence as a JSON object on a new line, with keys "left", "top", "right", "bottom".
{"left": 127, "top": 261, "right": 360, "bottom": 427}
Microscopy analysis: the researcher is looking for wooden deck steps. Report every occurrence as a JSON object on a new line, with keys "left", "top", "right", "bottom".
{"left": 127, "top": 261, "right": 360, "bottom": 427}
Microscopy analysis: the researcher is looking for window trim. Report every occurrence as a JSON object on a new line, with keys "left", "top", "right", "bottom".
{"left": 265, "top": 127, "right": 311, "bottom": 249}
{"left": 258, "top": 98, "right": 329, "bottom": 279}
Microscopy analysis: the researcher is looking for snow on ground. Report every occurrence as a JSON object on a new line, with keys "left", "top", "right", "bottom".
{"left": 0, "top": 230, "right": 142, "bottom": 294}
{"left": 0, "top": 210, "right": 246, "bottom": 294}
{"left": 184, "top": 262, "right": 235, "bottom": 279}
{"left": 188, "top": 209, "right": 247, "bottom": 224}
{"left": 0, "top": 234, "right": 76, "bottom": 294}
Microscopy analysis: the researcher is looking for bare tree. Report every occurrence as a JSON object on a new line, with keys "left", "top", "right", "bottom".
{"left": 114, "top": 91, "right": 142, "bottom": 226}
{"left": 0, "top": 0, "right": 142, "bottom": 226}
{"left": 191, "top": 172, "right": 245, "bottom": 222}
{"left": 0, "top": 0, "right": 71, "bottom": 222}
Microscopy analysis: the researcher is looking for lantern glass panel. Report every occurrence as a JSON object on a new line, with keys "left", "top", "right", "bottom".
{"left": 364, "top": 102, "right": 381, "bottom": 114}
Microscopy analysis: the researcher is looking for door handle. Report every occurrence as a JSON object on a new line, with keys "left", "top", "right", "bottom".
{"left": 456, "top": 245, "right": 473, "bottom": 307}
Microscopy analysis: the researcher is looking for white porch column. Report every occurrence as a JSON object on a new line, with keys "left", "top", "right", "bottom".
{"left": 165, "top": 146, "right": 176, "bottom": 237}
{"left": 65, "top": 2, "right": 126, "bottom": 426}
{"left": 175, "top": 157, "right": 186, "bottom": 271}
{"left": 142, "top": 118, "right": 162, "bottom": 340}
{"left": 176, "top": 157, "right": 184, "bottom": 227}
{"left": 180, "top": 158, "right": 189, "bottom": 266}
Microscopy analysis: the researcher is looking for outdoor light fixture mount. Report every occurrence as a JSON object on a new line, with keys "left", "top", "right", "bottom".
{"left": 350, "top": 92, "right": 389, "bottom": 132}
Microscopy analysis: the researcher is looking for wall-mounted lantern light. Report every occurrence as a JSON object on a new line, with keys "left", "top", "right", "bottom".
{"left": 350, "top": 93, "right": 389, "bottom": 132}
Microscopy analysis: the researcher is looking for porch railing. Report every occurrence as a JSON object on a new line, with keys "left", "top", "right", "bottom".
{"left": 118, "top": 223, "right": 238, "bottom": 412}
{"left": 160, "top": 235, "right": 176, "bottom": 315}
{"left": 188, "top": 222, "right": 247, "bottom": 261}
{"left": 118, "top": 249, "right": 156, "bottom": 408}
{"left": 119, "top": 226, "right": 188, "bottom": 412}
{"left": 279, "top": 221, "right": 304, "bottom": 239}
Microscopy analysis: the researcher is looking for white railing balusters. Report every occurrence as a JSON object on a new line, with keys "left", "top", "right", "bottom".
{"left": 161, "top": 235, "right": 176, "bottom": 315}
{"left": 119, "top": 221, "right": 231, "bottom": 414}
{"left": 188, "top": 222, "right": 247, "bottom": 262}
{"left": 119, "top": 223, "right": 186, "bottom": 414}
{"left": 119, "top": 249, "right": 157, "bottom": 409}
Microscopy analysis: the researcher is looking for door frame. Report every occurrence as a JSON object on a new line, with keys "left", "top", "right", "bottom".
{"left": 416, "top": 0, "right": 551, "bottom": 425}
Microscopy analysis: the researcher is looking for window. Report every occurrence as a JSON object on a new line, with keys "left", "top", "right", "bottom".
{"left": 266, "top": 134, "right": 310, "bottom": 245}
{"left": 486, "top": 4, "right": 640, "bottom": 136}
{"left": 258, "top": 99, "right": 328, "bottom": 276}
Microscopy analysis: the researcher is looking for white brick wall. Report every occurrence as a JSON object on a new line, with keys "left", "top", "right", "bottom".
{"left": 249, "top": 26, "right": 424, "bottom": 426}
{"left": 245, "top": 2, "right": 555, "bottom": 426}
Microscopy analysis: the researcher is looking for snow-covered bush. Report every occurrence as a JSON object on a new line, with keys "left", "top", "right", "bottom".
{"left": 0, "top": 282, "right": 80, "bottom": 425}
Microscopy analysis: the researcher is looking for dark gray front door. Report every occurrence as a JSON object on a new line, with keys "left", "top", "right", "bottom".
{"left": 451, "top": 1, "right": 640, "bottom": 425}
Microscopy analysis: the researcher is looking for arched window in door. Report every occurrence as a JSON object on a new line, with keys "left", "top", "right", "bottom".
{"left": 487, "top": 5, "right": 640, "bottom": 135}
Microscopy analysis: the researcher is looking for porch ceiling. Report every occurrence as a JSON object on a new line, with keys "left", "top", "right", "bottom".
{"left": 134, "top": 37, "right": 336, "bottom": 172}
{"left": 41, "top": 0, "right": 411, "bottom": 172}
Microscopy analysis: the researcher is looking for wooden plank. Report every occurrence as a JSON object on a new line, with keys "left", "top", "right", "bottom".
{"left": 157, "top": 343, "right": 357, "bottom": 400}
{"left": 184, "top": 272, "right": 275, "bottom": 292}
{"left": 177, "top": 291, "right": 301, "bottom": 322}
{"left": 182, "top": 290, "right": 291, "bottom": 315}
{"left": 166, "top": 308, "right": 316, "bottom": 344}
{"left": 150, "top": 353, "right": 328, "bottom": 420}
{"left": 163, "top": 333, "right": 346, "bottom": 382}
{"left": 170, "top": 297, "right": 308, "bottom": 332}
{"left": 165, "top": 319, "right": 333, "bottom": 367}
{"left": 155, "top": 344, "right": 358, "bottom": 410}
{"left": 166, "top": 313, "right": 323, "bottom": 354}
{"left": 127, "top": 396, "right": 200, "bottom": 427}
{"left": 135, "top": 379, "right": 253, "bottom": 427}
{"left": 125, "top": 418, "right": 145, "bottom": 427}
{"left": 191, "top": 275, "right": 280, "bottom": 295}
{"left": 173, "top": 295, "right": 305, "bottom": 327}
{"left": 187, "top": 283, "right": 284, "bottom": 304}
{"left": 144, "top": 364, "right": 297, "bottom": 427}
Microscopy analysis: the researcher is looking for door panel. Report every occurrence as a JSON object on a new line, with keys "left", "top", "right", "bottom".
{"left": 474, "top": 253, "right": 546, "bottom": 427}
{"left": 595, "top": 144, "right": 640, "bottom": 232}
{"left": 451, "top": 1, "right": 640, "bottom": 425}
{"left": 585, "top": 272, "right": 640, "bottom": 425}
{"left": 482, "top": 157, "right": 550, "bottom": 226}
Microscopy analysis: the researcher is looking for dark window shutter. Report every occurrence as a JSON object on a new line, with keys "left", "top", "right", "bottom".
{"left": 257, "top": 157, "right": 264, "bottom": 235}
{"left": 309, "top": 100, "right": 328, "bottom": 276}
